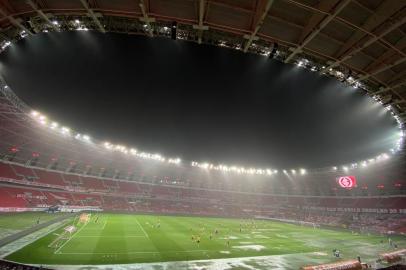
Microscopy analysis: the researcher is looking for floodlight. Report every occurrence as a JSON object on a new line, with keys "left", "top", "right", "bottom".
{"left": 2, "top": 41, "right": 11, "bottom": 50}
{"left": 31, "top": 111, "right": 39, "bottom": 117}
{"left": 61, "top": 127, "right": 70, "bottom": 134}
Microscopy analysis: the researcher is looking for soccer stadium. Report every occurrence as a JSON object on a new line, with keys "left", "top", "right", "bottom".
{"left": 0, "top": 1, "right": 405, "bottom": 269}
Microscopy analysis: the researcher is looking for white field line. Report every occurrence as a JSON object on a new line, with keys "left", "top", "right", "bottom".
{"left": 101, "top": 218, "right": 107, "bottom": 230}
{"left": 58, "top": 250, "right": 211, "bottom": 255}
{"left": 0, "top": 219, "right": 73, "bottom": 258}
{"left": 54, "top": 221, "right": 90, "bottom": 254}
{"left": 134, "top": 217, "right": 149, "bottom": 238}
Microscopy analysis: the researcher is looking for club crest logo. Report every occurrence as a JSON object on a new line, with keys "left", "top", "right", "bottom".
{"left": 338, "top": 176, "right": 357, "bottom": 189}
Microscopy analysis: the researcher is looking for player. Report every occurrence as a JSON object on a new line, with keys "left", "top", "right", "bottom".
{"left": 196, "top": 236, "right": 201, "bottom": 247}
{"left": 209, "top": 233, "right": 213, "bottom": 240}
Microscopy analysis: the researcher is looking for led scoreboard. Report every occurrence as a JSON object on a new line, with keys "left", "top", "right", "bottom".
{"left": 337, "top": 176, "right": 357, "bottom": 189}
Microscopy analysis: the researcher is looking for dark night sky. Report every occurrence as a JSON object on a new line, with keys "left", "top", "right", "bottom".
{"left": 0, "top": 32, "right": 399, "bottom": 168}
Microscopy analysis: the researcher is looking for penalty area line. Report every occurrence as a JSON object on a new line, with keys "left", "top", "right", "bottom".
{"left": 134, "top": 217, "right": 149, "bottom": 238}
{"left": 101, "top": 217, "right": 108, "bottom": 230}
{"left": 54, "top": 220, "right": 89, "bottom": 254}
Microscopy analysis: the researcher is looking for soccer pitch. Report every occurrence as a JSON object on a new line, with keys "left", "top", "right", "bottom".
{"left": 4, "top": 213, "right": 405, "bottom": 269}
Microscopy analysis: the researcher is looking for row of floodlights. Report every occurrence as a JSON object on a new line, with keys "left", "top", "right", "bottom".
{"left": 102, "top": 142, "right": 181, "bottom": 164}
{"left": 296, "top": 59, "right": 365, "bottom": 89}
{"left": 30, "top": 110, "right": 181, "bottom": 164}
{"left": 0, "top": 20, "right": 88, "bottom": 50}
{"left": 332, "top": 152, "right": 391, "bottom": 172}
{"left": 28, "top": 108, "right": 400, "bottom": 176}
{"left": 191, "top": 162, "right": 308, "bottom": 176}
{"left": 29, "top": 110, "right": 310, "bottom": 176}
{"left": 296, "top": 58, "right": 404, "bottom": 135}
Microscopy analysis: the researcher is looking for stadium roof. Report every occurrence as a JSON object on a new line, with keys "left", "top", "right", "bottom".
{"left": 0, "top": 0, "right": 405, "bottom": 177}
{"left": 0, "top": 0, "right": 405, "bottom": 117}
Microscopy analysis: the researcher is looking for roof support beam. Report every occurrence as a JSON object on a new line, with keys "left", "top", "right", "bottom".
{"left": 358, "top": 57, "right": 406, "bottom": 81}
{"left": 283, "top": 0, "right": 406, "bottom": 58}
{"left": 297, "top": 1, "right": 340, "bottom": 44}
{"left": 26, "top": 0, "right": 58, "bottom": 31}
{"left": 390, "top": 100, "right": 406, "bottom": 105}
{"left": 386, "top": 70, "right": 406, "bottom": 87}
{"left": 362, "top": 36, "right": 406, "bottom": 73}
{"left": 373, "top": 84, "right": 406, "bottom": 105}
{"left": 375, "top": 81, "right": 406, "bottom": 95}
{"left": 332, "top": 0, "right": 403, "bottom": 59}
{"left": 321, "top": 15, "right": 406, "bottom": 72}
{"left": 0, "top": 7, "right": 34, "bottom": 35}
{"left": 243, "top": 0, "right": 274, "bottom": 53}
{"left": 79, "top": 0, "right": 105, "bottom": 33}
{"left": 284, "top": 0, "right": 351, "bottom": 63}
{"left": 139, "top": 0, "right": 155, "bottom": 37}
{"left": 193, "top": 0, "right": 209, "bottom": 44}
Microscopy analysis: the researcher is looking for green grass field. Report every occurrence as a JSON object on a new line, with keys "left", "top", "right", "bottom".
{"left": 4, "top": 213, "right": 405, "bottom": 269}
{"left": 0, "top": 212, "right": 63, "bottom": 239}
